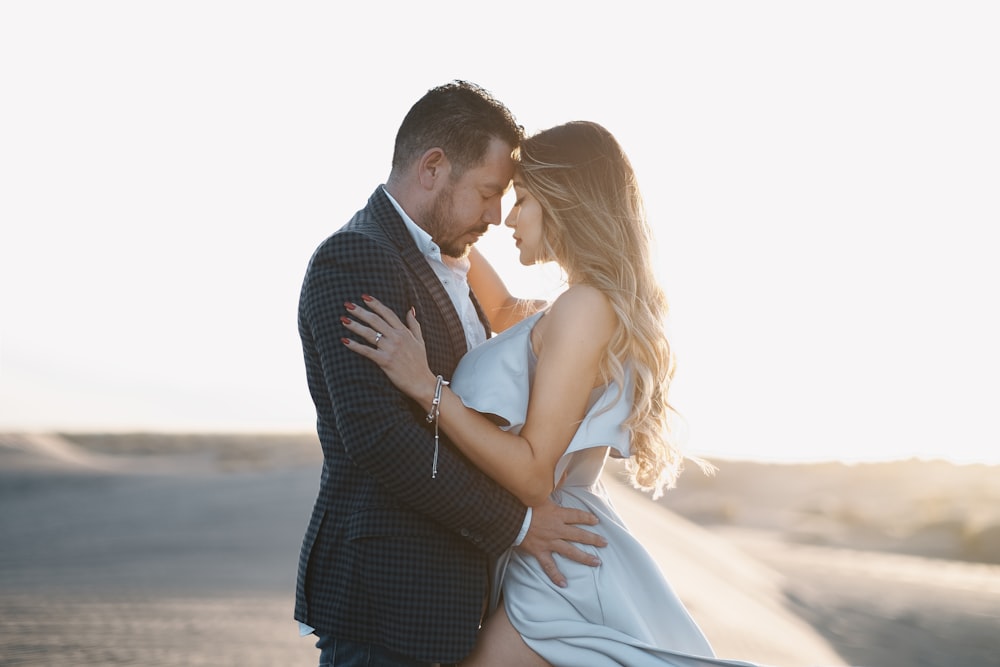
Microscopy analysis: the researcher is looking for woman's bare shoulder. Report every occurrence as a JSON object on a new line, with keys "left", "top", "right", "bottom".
{"left": 542, "top": 284, "right": 616, "bottom": 344}
{"left": 549, "top": 284, "right": 614, "bottom": 317}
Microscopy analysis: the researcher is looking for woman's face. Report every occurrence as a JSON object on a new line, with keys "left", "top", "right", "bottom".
{"left": 505, "top": 180, "right": 548, "bottom": 265}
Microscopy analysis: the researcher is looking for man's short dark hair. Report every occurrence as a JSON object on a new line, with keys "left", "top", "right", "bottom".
{"left": 392, "top": 80, "right": 524, "bottom": 177}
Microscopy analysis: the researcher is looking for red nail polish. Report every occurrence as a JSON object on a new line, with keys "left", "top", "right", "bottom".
{"left": 344, "top": 301, "right": 356, "bottom": 311}
{"left": 341, "top": 337, "right": 350, "bottom": 345}
{"left": 361, "top": 294, "right": 373, "bottom": 302}
{"left": 340, "top": 316, "right": 351, "bottom": 325}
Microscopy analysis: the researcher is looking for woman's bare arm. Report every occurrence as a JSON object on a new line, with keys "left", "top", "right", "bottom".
{"left": 467, "top": 247, "right": 547, "bottom": 333}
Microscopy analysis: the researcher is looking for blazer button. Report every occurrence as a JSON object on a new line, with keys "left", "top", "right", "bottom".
{"left": 460, "top": 528, "right": 470, "bottom": 537}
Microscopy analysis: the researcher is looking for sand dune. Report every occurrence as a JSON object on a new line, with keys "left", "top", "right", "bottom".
{"left": 603, "top": 479, "right": 847, "bottom": 666}
{"left": 1, "top": 432, "right": 998, "bottom": 666}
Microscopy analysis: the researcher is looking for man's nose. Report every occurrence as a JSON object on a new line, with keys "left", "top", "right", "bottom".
{"left": 483, "top": 199, "right": 504, "bottom": 226}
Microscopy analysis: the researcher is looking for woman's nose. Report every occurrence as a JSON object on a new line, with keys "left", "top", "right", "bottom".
{"left": 504, "top": 208, "right": 516, "bottom": 228}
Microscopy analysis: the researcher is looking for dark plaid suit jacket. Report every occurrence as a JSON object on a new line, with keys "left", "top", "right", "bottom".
{"left": 294, "top": 187, "right": 527, "bottom": 663}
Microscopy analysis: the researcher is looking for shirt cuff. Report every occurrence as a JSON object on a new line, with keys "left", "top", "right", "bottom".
{"left": 511, "top": 507, "right": 532, "bottom": 547}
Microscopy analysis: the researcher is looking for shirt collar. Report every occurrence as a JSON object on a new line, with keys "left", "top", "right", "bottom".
{"left": 382, "top": 186, "right": 441, "bottom": 261}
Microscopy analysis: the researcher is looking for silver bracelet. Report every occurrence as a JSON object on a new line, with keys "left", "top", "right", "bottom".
{"left": 425, "top": 375, "right": 447, "bottom": 423}
{"left": 426, "top": 375, "right": 449, "bottom": 478}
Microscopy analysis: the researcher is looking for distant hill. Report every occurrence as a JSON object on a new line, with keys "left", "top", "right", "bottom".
{"left": 635, "top": 457, "right": 1000, "bottom": 564}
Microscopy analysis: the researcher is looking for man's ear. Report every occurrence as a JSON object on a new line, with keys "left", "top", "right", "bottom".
{"left": 416, "top": 147, "right": 450, "bottom": 191}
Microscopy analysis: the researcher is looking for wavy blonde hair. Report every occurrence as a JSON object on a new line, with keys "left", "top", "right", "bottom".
{"left": 518, "top": 121, "right": 704, "bottom": 498}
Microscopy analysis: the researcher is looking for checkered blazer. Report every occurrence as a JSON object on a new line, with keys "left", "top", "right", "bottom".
{"left": 294, "top": 187, "right": 527, "bottom": 663}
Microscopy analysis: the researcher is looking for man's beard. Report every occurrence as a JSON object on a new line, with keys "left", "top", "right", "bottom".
{"left": 425, "top": 185, "right": 485, "bottom": 259}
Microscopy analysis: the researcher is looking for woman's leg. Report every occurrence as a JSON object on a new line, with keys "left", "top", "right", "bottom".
{"left": 460, "top": 605, "right": 551, "bottom": 667}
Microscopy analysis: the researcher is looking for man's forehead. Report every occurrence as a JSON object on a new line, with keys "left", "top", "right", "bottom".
{"left": 463, "top": 157, "right": 514, "bottom": 194}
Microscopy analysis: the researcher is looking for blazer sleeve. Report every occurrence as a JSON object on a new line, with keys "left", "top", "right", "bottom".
{"left": 300, "top": 231, "right": 526, "bottom": 557}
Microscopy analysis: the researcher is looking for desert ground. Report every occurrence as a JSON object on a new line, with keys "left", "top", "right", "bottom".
{"left": 1, "top": 432, "right": 997, "bottom": 667}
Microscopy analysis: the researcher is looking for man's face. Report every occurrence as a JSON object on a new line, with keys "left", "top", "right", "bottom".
{"left": 424, "top": 137, "right": 514, "bottom": 258}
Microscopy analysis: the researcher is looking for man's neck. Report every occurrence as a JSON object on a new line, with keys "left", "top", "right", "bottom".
{"left": 383, "top": 181, "right": 430, "bottom": 235}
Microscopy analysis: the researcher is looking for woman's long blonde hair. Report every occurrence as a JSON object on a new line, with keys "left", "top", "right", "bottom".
{"left": 518, "top": 121, "right": 699, "bottom": 498}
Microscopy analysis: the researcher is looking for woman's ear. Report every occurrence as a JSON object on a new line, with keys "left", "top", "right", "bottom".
{"left": 416, "top": 147, "right": 449, "bottom": 191}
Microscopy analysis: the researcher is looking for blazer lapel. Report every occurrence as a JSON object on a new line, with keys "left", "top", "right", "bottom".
{"left": 367, "top": 188, "right": 470, "bottom": 356}
{"left": 468, "top": 288, "right": 492, "bottom": 339}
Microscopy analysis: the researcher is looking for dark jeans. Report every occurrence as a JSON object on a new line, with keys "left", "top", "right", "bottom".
{"left": 315, "top": 634, "right": 454, "bottom": 667}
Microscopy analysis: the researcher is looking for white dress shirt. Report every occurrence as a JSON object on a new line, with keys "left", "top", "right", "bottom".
{"left": 384, "top": 188, "right": 487, "bottom": 350}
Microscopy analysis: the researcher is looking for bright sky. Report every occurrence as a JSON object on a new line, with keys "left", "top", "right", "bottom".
{"left": 2, "top": 1, "right": 998, "bottom": 465}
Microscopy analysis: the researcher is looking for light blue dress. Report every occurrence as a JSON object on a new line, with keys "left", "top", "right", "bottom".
{"left": 451, "top": 311, "right": 766, "bottom": 667}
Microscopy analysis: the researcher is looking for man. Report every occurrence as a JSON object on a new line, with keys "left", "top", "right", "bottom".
{"left": 295, "top": 81, "right": 604, "bottom": 666}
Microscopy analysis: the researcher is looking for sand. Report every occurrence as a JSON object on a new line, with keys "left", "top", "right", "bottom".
{"left": 1, "top": 432, "right": 998, "bottom": 666}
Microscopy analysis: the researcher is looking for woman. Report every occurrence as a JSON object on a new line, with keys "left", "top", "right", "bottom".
{"left": 341, "top": 121, "right": 763, "bottom": 666}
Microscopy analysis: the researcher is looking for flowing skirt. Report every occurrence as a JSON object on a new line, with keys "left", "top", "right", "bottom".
{"left": 499, "top": 481, "right": 767, "bottom": 667}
